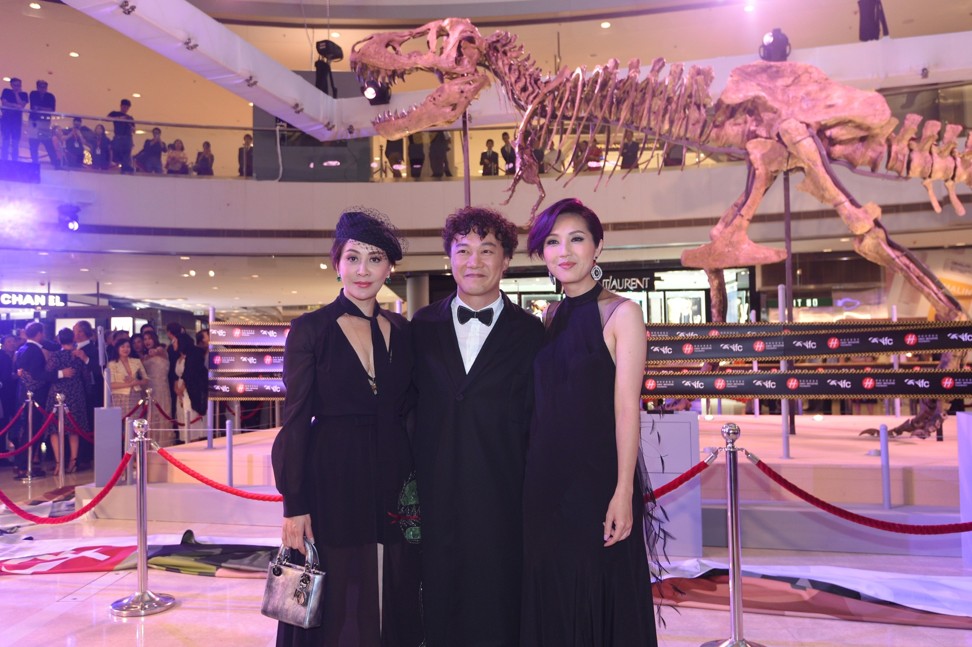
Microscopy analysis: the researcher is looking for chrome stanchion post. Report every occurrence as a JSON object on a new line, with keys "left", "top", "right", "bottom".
{"left": 144, "top": 387, "right": 153, "bottom": 441}
{"left": 56, "top": 393, "right": 66, "bottom": 488}
{"left": 18, "top": 392, "right": 35, "bottom": 484}
{"left": 111, "top": 419, "right": 176, "bottom": 617}
{"left": 124, "top": 417, "right": 134, "bottom": 485}
{"left": 702, "top": 423, "right": 766, "bottom": 647}
{"left": 226, "top": 416, "right": 234, "bottom": 488}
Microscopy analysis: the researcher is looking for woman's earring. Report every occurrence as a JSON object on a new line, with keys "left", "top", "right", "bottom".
{"left": 336, "top": 274, "right": 342, "bottom": 282}
{"left": 590, "top": 260, "right": 603, "bottom": 282}
{"left": 385, "top": 275, "right": 392, "bottom": 285}
{"left": 548, "top": 271, "right": 556, "bottom": 286}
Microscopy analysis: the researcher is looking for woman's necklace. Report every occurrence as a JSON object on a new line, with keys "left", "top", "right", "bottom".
{"left": 344, "top": 316, "right": 378, "bottom": 396}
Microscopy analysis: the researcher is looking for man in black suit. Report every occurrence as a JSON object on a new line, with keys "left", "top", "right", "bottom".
{"left": 72, "top": 320, "right": 103, "bottom": 469}
{"left": 14, "top": 322, "right": 74, "bottom": 478}
{"left": 412, "top": 206, "right": 544, "bottom": 647}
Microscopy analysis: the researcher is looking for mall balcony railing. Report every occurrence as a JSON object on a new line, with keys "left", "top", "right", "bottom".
{"left": 0, "top": 108, "right": 721, "bottom": 183}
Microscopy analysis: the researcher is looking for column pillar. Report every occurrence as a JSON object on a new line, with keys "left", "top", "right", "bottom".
{"left": 405, "top": 274, "right": 430, "bottom": 319}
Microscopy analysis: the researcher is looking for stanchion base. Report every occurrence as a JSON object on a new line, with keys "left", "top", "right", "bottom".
{"left": 701, "top": 640, "right": 767, "bottom": 647}
{"left": 110, "top": 590, "right": 176, "bottom": 617}
{"left": 15, "top": 469, "right": 45, "bottom": 483}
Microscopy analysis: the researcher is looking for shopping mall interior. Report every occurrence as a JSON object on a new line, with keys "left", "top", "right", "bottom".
{"left": 1, "top": 0, "right": 972, "bottom": 645}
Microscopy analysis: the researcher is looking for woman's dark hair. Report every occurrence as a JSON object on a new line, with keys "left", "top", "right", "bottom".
{"left": 109, "top": 337, "right": 131, "bottom": 362}
{"left": 441, "top": 206, "right": 519, "bottom": 258}
{"left": 526, "top": 198, "right": 604, "bottom": 258}
{"left": 176, "top": 332, "right": 196, "bottom": 356}
{"left": 57, "top": 328, "right": 74, "bottom": 345}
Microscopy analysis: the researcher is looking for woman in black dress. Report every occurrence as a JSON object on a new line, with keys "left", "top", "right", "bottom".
{"left": 271, "top": 208, "right": 423, "bottom": 647}
{"left": 522, "top": 198, "right": 657, "bottom": 646}
{"left": 45, "top": 328, "right": 90, "bottom": 475}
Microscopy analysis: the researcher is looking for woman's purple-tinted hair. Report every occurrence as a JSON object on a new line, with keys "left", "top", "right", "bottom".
{"left": 526, "top": 198, "right": 604, "bottom": 258}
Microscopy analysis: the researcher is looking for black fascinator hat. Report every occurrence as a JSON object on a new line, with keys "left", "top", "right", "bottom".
{"left": 333, "top": 207, "right": 405, "bottom": 264}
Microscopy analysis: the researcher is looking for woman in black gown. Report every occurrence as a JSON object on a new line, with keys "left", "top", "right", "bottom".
{"left": 271, "top": 208, "right": 423, "bottom": 647}
{"left": 522, "top": 198, "right": 658, "bottom": 646}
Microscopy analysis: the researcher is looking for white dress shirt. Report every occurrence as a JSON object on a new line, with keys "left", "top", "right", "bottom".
{"left": 452, "top": 293, "right": 504, "bottom": 373}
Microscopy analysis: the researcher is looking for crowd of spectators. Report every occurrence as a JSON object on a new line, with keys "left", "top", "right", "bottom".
{"left": 0, "top": 320, "right": 210, "bottom": 478}
{"left": 1, "top": 78, "right": 255, "bottom": 177}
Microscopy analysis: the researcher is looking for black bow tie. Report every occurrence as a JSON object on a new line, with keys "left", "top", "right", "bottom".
{"left": 457, "top": 305, "right": 494, "bottom": 326}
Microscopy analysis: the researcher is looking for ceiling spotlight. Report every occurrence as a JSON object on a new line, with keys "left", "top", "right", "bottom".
{"left": 759, "top": 28, "right": 790, "bottom": 62}
{"left": 120, "top": 1, "right": 136, "bottom": 16}
{"left": 29, "top": 2, "right": 41, "bottom": 9}
{"left": 57, "top": 203, "right": 80, "bottom": 231}
{"left": 69, "top": 51, "right": 80, "bottom": 58}
{"left": 600, "top": 21, "right": 611, "bottom": 29}
{"left": 362, "top": 79, "right": 391, "bottom": 106}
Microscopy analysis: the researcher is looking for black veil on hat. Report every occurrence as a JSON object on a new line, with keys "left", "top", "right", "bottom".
{"left": 335, "top": 206, "right": 405, "bottom": 263}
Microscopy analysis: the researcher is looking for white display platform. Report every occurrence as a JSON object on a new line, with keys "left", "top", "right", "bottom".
{"left": 641, "top": 411, "right": 703, "bottom": 558}
{"left": 958, "top": 413, "right": 972, "bottom": 566}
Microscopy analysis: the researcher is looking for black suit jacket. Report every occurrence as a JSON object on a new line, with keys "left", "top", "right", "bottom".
{"left": 79, "top": 340, "right": 105, "bottom": 408}
{"left": 411, "top": 292, "right": 543, "bottom": 647}
{"left": 15, "top": 342, "right": 51, "bottom": 406}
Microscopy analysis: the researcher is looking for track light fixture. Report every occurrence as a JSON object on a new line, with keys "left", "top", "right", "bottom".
{"left": 119, "top": 1, "right": 136, "bottom": 16}
{"left": 759, "top": 28, "right": 790, "bottom": 62}
{"left": 244, "top": 75, "right": 258, "bottom": 88}
{"left": 183, "top": 37, "right": 198, "bottom": 51}
{"left": 362, "top": 80, "right": 391, "bottom": 106}
{"left": 57, "top": 204, "right": 80, "bottom": 232}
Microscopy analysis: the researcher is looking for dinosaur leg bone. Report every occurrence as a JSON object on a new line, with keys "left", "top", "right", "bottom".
{"left": 681, "top": 138, "right": 788, "bottom": 270}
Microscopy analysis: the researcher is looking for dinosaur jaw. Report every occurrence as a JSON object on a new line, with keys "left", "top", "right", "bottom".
{"left": 371, "top": 74, "right": 491, "bottom": 138}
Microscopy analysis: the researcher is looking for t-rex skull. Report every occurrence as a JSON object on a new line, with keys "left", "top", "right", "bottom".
{"left": 350, "top": 18, "right": 491, "bottom": 138}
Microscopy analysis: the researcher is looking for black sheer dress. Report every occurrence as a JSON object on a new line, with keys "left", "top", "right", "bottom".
{"left": 271, "top": 291, "right": 424, "bottom": 647}
{"left": 522, "top": 284, "right": 658, "bottom": 646}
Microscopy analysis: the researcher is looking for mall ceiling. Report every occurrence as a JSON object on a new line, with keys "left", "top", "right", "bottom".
{"left": 1, "top": 0, "right": 971, "bottom": 318}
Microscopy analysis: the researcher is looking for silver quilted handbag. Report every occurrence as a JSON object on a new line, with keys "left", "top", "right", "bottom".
{"left": 261, "top": 539, "right": 326, "bottom": 628}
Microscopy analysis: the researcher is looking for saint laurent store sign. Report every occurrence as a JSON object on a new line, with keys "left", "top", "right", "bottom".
{"left": 0, "top": 291, "right": 68, "bottom": 307}
{"left": 600, "top": 271, "right": 654, "bottom": 292}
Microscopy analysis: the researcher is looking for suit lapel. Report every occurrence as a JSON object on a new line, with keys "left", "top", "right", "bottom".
{"left": 433, "top": 294, "right": 466, "bottom": 391}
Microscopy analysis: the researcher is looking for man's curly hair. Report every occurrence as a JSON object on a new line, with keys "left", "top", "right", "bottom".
{"left": 441, "top": 206, "right": 519, "bottom": 259}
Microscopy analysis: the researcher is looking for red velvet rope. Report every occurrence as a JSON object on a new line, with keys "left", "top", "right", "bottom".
{"left": 646, "top": 459, "right": 712, "bottom": 502}
{"left": 220, "top": 402, "right": 262, "bottom": 421}
{"left": 0, "top": 413, "right": 56, "bottom": 458}
{"left": 156, "top": 447, "right": 283, "bottom": 502}
{"left": 0, "top": 403, "right": 26, "bottom": 438}
{"left": 64, "top": 410, "right": 96, "bottom": 443}
{"left": 124, "top": 400, "right": 147, "bottom": 419}
{"left": 0, "top": 453, "right": 133, "bottom": 524}
{"left": 153, "top": 402, "right": 203, "bottom": 426}
{"left": 752, "top": 458, "right": 972, "bottom": 535}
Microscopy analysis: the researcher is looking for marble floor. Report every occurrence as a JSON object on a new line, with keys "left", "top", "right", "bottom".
{"left": 1, "top": 465, "right": 971, "bottom": 647}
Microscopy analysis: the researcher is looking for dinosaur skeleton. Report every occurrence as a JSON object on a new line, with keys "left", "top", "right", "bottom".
{"left": 351, "top": 18, "right": 970, "bottom": 438}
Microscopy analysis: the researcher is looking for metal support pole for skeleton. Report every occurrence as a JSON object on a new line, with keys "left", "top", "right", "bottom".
{"left": 880, "top": 424, "right": 892, "bottom": 509}
{"left": 891, "top": 305, "right": 901, "bottom": 417}
{"left": 110, "top": 419, "right": 176, "bottom": 617}
{"left": 461, "top": 112, "right": 471, "bottom": 207}
{"left": 56, "top": 393, "right": 66, "bottom": 488}
{"left": 777, "top": 285, "right": 791, "bottom": 459}
{"left": 701, "top": 423, "right": 766, "bottom": 647}
{"left": 226, "top": 417, "right": 234, "bottom": 488}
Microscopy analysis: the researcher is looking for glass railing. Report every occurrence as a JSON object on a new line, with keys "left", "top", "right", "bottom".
{"left": 0, "top": 108, "right": 725, "bottom": 183}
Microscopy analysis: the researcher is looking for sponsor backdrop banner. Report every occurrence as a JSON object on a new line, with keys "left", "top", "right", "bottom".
{"left": 209, "top": 323, "right": 290, "bottom": 347}
{"left": 643, "top": 321, "right": 966, "bottom": 338}
{"left": 641, "top": 371, "right": 969, "bottom": 399}
{"left": 209, "top": 349, "right": 284, "bottom": 373}
{"left": 647, "top": 324, "right": 972, "bottom": 363}
{"left": 210, "top": 377, "right": 286, "bottom": 400}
